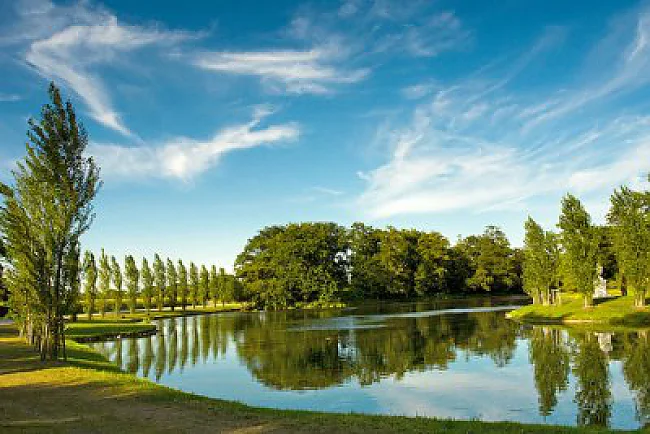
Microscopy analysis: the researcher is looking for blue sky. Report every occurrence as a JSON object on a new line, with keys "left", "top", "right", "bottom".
{"left": 2, "top": 0, "right": 650, "bottom": 269}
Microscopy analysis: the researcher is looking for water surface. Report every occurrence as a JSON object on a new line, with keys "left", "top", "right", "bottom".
{"left": 89, "top": 298, "right": 650, "bottom": 429}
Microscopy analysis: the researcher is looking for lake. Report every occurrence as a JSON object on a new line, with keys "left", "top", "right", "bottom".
{"left": 89, "top": 297, "right": 650, "bottom": 430}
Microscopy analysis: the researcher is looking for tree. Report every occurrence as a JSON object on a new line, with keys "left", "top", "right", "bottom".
{"left": 166, "top": 258, "right": 178, "bottom": 311}
{"left": 0, "top": 83, "right": 100, "bottom": 359}
{"left": 348, "top": 223, "right": 388, "bottom": 299}
{"left": 111, "top": 256, "right": 123, "bottom": 315}
{"left": 199, "top": 265, "right": 209, "bottom": 307}
{"left": 124, "top": 255, "right": 139, "bottom": 314}
{"left": 208, "top": 265, "right": 218, "bottom": 306}
{"left": 153, "top": 254, "right": 166, "bottom": 311}
{"left": 98, "top": 249, "right": 111, "bottom": 317}
{"left": 83, "top": 251, "right": 97, "bottom": 320}
{"left": 608, "top": 185, "right": 650, "bottom": 307}
{"left": 218, "top": 267, "right": 227, "bottom": 305}
{"left": 415, "top": 231, "right": 450, "bottom": 296}
{"left": 177, "top": 260, "right": 188, "bottom": 311}
{"left": 558, "top": 194, "right": 597, "bottom": 307}
{"left": 523, "top": 218, "right": 560, "bottom": 305}
{"left": 376, "top": 228, "right": 420, "bottom": 297}
{"left": 189, "top": 262, "right": 199, "bottom": 308}
{"left": 141, "top": 258, "right": 154, "bottom": 315}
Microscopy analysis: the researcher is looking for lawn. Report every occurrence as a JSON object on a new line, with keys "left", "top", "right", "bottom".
{"left": 507, "top": 294, "right": 650, "bottom": 326}
{"left": 0, "top": 323, "right": 626, "bottom": 433}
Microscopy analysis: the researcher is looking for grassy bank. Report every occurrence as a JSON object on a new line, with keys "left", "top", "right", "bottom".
{"left": 0, "top": 324, "right": 625, "bottom": 433}
{"left": 507, "top": 294, "right": 650, "bottom": 327}
{"left": 63, "top": 303, "right": 244, "bottom": 340}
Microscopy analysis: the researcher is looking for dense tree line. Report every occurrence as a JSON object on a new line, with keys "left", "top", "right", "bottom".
{"left": 524, "top": 181, "right": 650, "bottom": 308}
{"left": 235, "top": 222, "right": 523, "bottom": 309}
{"left": 80, "top": 252, "right": 239, "bottom": 318}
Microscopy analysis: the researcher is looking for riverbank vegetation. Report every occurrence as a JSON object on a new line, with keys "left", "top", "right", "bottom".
{"left": 236, "top": 223, "right": 524, "bottom": 309}
{"left": 0, "top": 324, "right": 624, "bottom": 433}
{"left": 515, "top": 179, "right": 650, "bottom": 323}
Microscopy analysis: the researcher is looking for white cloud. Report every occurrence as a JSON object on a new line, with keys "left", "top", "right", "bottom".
{"left": 13, "top": 1, "right": 197, "bottom": 137}
{"left": 192, "top": 48, "right": 369, "bottom": 95}
{"left": 89, "top": 108, "right": 299, "bottom": 181}
{"left": 358, "top": 10, "right": 650, "bottom": 219}
{"left": 0, "top": 94, "right": 22, "bottom": 102}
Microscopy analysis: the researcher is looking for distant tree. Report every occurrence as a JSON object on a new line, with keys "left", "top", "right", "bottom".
{"left": 111, "top": 256, "right": 123, "bottom": 315}
{"left": 348, "top": 223, "right": 388, "bottom": 299}
{"left": 523, "top": 218, "right": 560, "bottom": 305}
{"left": 177, "top": 260, "right": 188, "bottom": 311}
{"left": 558, "top": 194, "right": 597, "bottom": 307}
{"left": 83, "top": 251, "right": 98, "bottom": 320}
{"left": 124, "top": 255, "right": 139, "bottom": 314}
{"left": 218, "top": 267, "right": 227, "bottom": 305}
{"left": 140, "top": 258, "right": 154, "bottom": 314}
{"left": 166, "top": 258, "right": 178, "bottom": 311}
{"left": 153, "top": 254, "right": 166, "bottom": 311}
{"left": 209, "top": 265, "right": 219, "bottom": 306}
{"left": 98, "top": 249, "right": 111, "bottom": 317}
{"left": 189, "top": 262, "right": 199, "bottom": 308}
{"left": 608, "top": 185, "right": 650, "bottom": 307}
{"left": 199, "top": 265, "right": 209, "bottom": 307}
{"left": 376, "top": 227, "right": 420, "bottom": 297}
{"left": 415, "top": 231, "right": 450, "bottom": 296}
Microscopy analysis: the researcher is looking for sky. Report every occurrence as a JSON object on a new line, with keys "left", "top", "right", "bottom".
{"left": 2, "top": 0, "right": 650, "bottom": 270}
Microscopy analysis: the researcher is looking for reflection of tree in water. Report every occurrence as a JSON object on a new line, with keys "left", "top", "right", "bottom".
{"left": 180, "top": 317, "right": 188, "bottom": 372}
{"left": 126, "top": 337, "right": 139, "bottom": 374}
{"left": 142, "top": 335, "right": 153, "bottom": 378}
{"left": 572, "top": 332, "right": 611, "bottom": 427}
{"left": 528, "top": 327, "right": 570, "bottom": 416}
{"left": 155, "top": 330, "right": 166, "bottom": 382}
{"left": 622, "top": 330, "right": 650, "bottom": 426}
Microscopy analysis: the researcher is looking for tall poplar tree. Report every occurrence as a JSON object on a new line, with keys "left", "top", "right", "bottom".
{"left": 523, "top": 217, "right": 559, "bottom": 305}
{"left": 608, "top": 185, "right": 650, "bottom": 307}
{"left": 166, "top": 258, "right": 178, "bottom": 311}
{"left": 218, "top": 267, "right": 227, "bottom": 306}
{"left": 124, "top": 255, "right": 139, "bottom": 314}
{"left": 0, "top": 83, "right": 100, "bottom": 359}
{"left": 177, "top": 260, "right": 188, "bottom": 311}
{"left": 189, "top": 262, "right": 199, "bottom": 308}
{"left": 153, "top": 254, "right": 166, "bottom": 311}
{"left": 83, "top": 251, "right": 98, "bottom": 319}
{"left": 111, "top": 256, "right": 123, "bottom": 315}
{"left": 98, "top": 249, "right": 111, "bottom": 317}
{"left": 558, "top": 194, "right": 597, "bottom": 307}
{"left": 141, "top": 258, "right": 154, "bottom": 314}
{"left": 209, "top": 265, "right": 218, "bottom": 306}
{"left": 199, "top": 265, "right": 209, "bottom": 307}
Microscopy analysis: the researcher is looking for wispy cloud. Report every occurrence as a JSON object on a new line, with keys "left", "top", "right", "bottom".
{"left": 0, "top": 93, "right": 21, "bottom": 102}
{"left": 89, "top": 107, "right": 299, "bottom": 180}
{"left": 358, "top": 8, "right": 650, "bottom": 220}
{"left": 192, "top": 48, "right": 369, "bottom": 95}
{"left": 7, "top": 0, "right": 197, "bottom": 137}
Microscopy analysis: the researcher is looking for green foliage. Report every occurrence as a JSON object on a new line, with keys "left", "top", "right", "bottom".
{"left": 189, "top": 262, "right": 199, "bottom": 308}
{"left": 83, "top": 251, "right": 98, "bottom": 320}
{"left": 153, "top": 254, "right": 166, "bottom": 311}
{"left": 140, "top": 258, "right": 154, "bottom": 314}
{"left": 558, "top": 194, "right": 597, "bottom": 307}
{"left": 608, "top": 185, "right": 650, "bottom": 307}
{"left": 178, "top": 260, "right": 188, "bottom": 311}
{"left": 98, "top": 249, "right": 111, "bottom": 317}
{"left": 166, "top": 258, "right": 178, "bottom": 311}
{"left": 573, "top": 334, "right": 611, "bottom": 426}
{"left": 199, "top": 265, "right": 209, "bottom": 307}
{"left": 528, "top": 328, "right": 570, "bottom": 416}
{"left": 523, "top": 218, "right": 560, "bottom": 305}
{"left": 124, "top": 255, "right": 139, "bottom": 314}
{"left": 235, "top": 223, "right": 348, "bottom": 309}
{"left": 111, "top": 256, "right": 123, "bottom": 315}
{"left": 209, "top": 265, "right": 218, "bottom": 305}
{"left": 0, "top": 83, "right": 100, "bottom": 359}
{"left": 415, "top": 231, "right": 450, "bottom": 296}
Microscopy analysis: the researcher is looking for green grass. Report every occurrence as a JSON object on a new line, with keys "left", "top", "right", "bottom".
{"left": 508, "top": 294, "right": 650, "bottom": 327}
{"left": 0, "top": 324, "right": 629, "bottom": 433}
{"left": 65, "top": 320, "right": 156, "bottom": 340}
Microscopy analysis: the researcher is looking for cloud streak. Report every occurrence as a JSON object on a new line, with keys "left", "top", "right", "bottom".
{"left": 89, "top": 107, "right": 299, "bottom": 180}
{"left": 358, "top": 9, "right": 650, "bottom": 220}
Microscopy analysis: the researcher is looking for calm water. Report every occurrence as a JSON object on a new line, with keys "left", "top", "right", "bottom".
{"left": 89, "top": 298, "right": 650, "bottom": 429}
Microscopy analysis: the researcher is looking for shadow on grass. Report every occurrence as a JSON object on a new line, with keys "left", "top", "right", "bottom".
{"left": 593, "top": 296, "right": 620, "bottom": 306}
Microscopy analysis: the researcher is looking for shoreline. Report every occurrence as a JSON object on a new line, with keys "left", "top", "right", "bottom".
{"left": 0, "top": 323, "right": 622, "bottom": 433}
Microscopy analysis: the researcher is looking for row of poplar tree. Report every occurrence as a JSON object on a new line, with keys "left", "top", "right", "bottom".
{"left": 81, "top": 250, "right": 237, "bottom": 319}
{"left": 523, "top": 183, "right": 650, "bottom": 308}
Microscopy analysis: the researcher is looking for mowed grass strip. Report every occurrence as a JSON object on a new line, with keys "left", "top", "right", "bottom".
{"left": 508, "top": 294, "right": 650, "bottom": 326}
{"left": 0, "top": 324, "right": 629, "bottom": 434}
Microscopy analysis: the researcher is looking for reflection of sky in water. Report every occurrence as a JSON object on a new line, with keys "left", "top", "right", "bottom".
{"left": 89, "top": 300, "right": 647, "bottom": 430}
